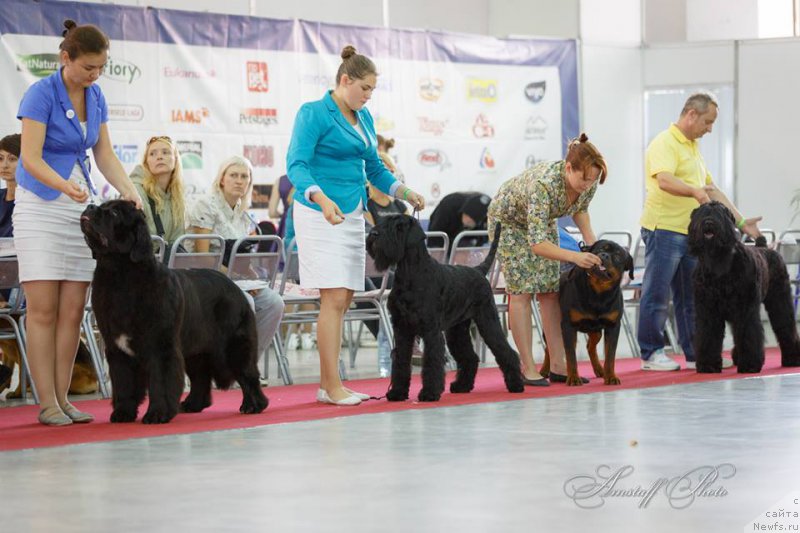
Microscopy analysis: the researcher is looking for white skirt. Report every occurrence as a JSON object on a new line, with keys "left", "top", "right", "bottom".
{"left": 13, "top": 166, "right": 95, "bottom": 283}
{"left": 293, "top": 200, "right": 365, "bottom": 291}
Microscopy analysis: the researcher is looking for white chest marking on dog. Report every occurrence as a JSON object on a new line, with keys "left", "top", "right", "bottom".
{"left": 115, "top": 334, "right": 135, "bottom": 356}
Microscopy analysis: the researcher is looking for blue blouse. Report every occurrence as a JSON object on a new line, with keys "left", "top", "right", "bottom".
{"left": 16, "top": 68, "right": 107, "bottom": 200}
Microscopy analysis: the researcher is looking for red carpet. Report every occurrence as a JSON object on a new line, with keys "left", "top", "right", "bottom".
{"left": 1, "top": 348, "right": 798, "bottom": 452}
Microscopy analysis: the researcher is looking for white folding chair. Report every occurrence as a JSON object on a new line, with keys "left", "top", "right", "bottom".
{"left": 776, "top": 229, "right": 800, "bottom": 316}
{"left": 168, "top": 233, "right": 225, "bottom": 271}
{"left": 0, "top": 242, "right": 34, "bottom": 401}
{"left": 424, "top": 231, "right": 449, "bottom": 264}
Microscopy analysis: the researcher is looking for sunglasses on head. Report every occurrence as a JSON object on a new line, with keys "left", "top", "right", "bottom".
{"left": 147, "top": 135, "right": 172, "bottom": 145}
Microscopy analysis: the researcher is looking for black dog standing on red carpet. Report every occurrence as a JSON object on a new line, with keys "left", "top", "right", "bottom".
{"left": 688, "top": 201, "right": 800, "bottom": 373}
{"left": 366, "top": 215, "right": 524, "bottom": 402}
{"left": 81, "top": 200, "right": 268, "bottom": 423}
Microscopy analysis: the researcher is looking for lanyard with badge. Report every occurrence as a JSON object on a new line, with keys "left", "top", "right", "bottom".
{"left": 65, "top": 107, "right": 99, "bottom": 204}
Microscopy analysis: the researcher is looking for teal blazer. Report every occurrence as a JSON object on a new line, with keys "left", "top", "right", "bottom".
{"left": 287, "top": 91, "right": 399, "bottom": 213}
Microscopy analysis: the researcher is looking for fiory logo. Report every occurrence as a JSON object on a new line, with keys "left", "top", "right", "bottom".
{"left": 524, "top": 81, "right": 546, "bottom": 103}
{"left": 17, "top": 54, "right": 60, "bottom": 77}
{"left": 103, "top": 58, "right": 141, "bottom": 84}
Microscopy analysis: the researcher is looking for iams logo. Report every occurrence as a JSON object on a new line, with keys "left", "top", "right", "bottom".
{"left": 417, "top": 149, "right": 451, "bottom": 171}
{"left": 374, "top": 115, "right": 395, "bottom": 132}
{"left": 524, "top": 116, "right": 547, "bottom": 140}
{"left": 108, "top": 104, "right": 143, "bottom": 122}
{"left": 16, "top": 54, "right": 60, "bottom": 77}
{"left": 524, "top": 81, "right": 546, "bottom": 103}
{"left": 472, "top": 114, "right": 495, "bottom": 138}
{"left": 176, "top": 140, "right": 203, "bottom": 170}
{"left": 171, "top": 108, "right": 210, "bottom": 124}
{"left": 243, "top": 145, "right": 274, "bottom": 168}
{"left": 246, "top": 61, "right": 268, "bottom": 93}
{"left": 467, "top": 79, "right": 498, "bottom": 102}
{"left": 418, "top": 117, "right": 448, "bottom": 136}
{"left": 419, "top": 78, "right": 444, "bottom": 102}
{"left": 240, "top": 108, "right": 277, "bottom": 126}
{"left": 479, "top": 148, "right": 495, "bottom": 169}
{"left": 103, "top": 58, "right": 141, "bottom": 84}
{"left": 113, "top": 144, "right": 138, "bottom": 165}
{"left": 163, "top": 66, "right": 217, "bottom": 79}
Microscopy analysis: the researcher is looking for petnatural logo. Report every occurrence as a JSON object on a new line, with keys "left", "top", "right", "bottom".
{"left": 103, "top": 58, "right": 141, "bottom": 84}
{"left": 472, "top": 114, "right": 495, "bottom": 138}
{"left": 171, "top": 108, "right": 210, "bottom": 124}
{"left": 467, "top": 79, "right": 498, "bottom": 102}
{"left": 418, "top": 117, "right": 448, "bottom": 136}
{"left": 419, "top": 78, "right": 444, "bottom": 102}
{"left": 240, "top": 108, "right": 278, "bottom": 126}
{"left": 417, "top": 149, "right": 451, "bottom": 171}
{"left": 524, "top": 116, "right": 547, "bottom": 140}
{"left": 16, "top": 54, "right": 60, "bottom": 77}
{"left": 113, "top": 144, "right": 138, "bottom": 165}
{"left": 243, "top": 145, "right": 274, "bottom": 168}
{"left": 480, "top": 148, "right": 495, "bottom": 169}
{"left": 176, "top": 141, "right": 203, "bottom": 170}
{"left": 163, "top": 66, "right": 217, "bottom": 79}
{"left": 246, "top": 61, "right": 269, "bottom": 92}
{"left": 108, "top": 104, "right": 144, "bottom": 122}
{"left": 525, "top": 81, "right": 546, "bottom": 103}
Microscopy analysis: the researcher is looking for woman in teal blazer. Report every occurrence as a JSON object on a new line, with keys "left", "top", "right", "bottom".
{"left": 287, "top": 45, "right": 424, "bottom": 406}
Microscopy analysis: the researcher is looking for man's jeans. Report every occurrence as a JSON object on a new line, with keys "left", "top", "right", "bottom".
{"left": 637, "top": 228, "right": 697, "bottom": 361}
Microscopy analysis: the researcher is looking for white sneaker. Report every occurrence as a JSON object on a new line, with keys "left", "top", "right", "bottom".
{"left": 686, "top": 358, "right": 734, "bottom": 370}
{"left": 300, "top": 333, "right": 315, "bottom": 350}
{"left": 641, "top": 349, "right": 680, "bottom": 371}
{"left": 286, "top": 333, "right": 300, "bottom": 351}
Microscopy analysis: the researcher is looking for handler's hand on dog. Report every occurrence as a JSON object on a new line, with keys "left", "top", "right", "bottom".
{"left": 693, "top": 186, "right": 714, "bottom": 205}
{"left": 742, "top": 216, "right": 763, "bottom": 238}
{"left": 574, "top": 252, "right": 602, "bottom": 269}
{"left": 121, "top": 190, "right": 143, "bottom": 210}
{"left": 62, "top": 181, "right": 89, "bottom": 203}
{"left": 405, "top": 190, "right": 425, "bottom": 210}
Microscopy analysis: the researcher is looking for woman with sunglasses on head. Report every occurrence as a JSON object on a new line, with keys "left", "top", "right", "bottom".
{"left": 287, "top": 45, "right": 424, "bottom": 405}
{"left": 14, "top": 20, "right": 141, "bottom": 426}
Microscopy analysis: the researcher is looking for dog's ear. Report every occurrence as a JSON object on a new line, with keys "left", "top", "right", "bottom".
{"left": 129, "top": 212, "right": 153, "bottom": 263}
{"left": 625, "top": 251, "right": 634, "bottom": 280}
{"left": 406, "top": 217, "right": 427, "bottom": 246}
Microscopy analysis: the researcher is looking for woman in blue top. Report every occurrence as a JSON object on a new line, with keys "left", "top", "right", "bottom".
{"left": 287, "top": 45, "right": 425, "bottom": 406}
{"left": 15, "top": 20, "right": 141, "bottom": 426}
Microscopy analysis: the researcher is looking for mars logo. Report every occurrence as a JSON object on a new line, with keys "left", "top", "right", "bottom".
{"left": 108, "top": 104, "right": 143, "bottom": 122}
{"left": 171, "top": 108, "right": 209, "bottom": 124}
{"left": 524, "top": 116, "right": 547, "bottom": 140}
{"left": 176, "top": 141, "right": 203, "bottom": 170}
{"left": 467, "top": 79, "right": 498, "bottom": 102}
{"left": 418, "top": 149, "right": 451, "bottom": 171}
{"left": 525, "top": 155, "right": 540, "bottom": 168}
{"left": 524, "top": 81, "right": 546, "bottom": 103}
{"left": 472, "top": 114, "right": 495, "bottom": 138}
{"left": 247, "top": 61, "right": 269, "bottom": 92}
{"left": 113, "top": 144, "right": 138, "bottom": 165}
{"left": 240, "top": 108, "right": 278, "bottom": 126}
{"left": 419, "top": 78, "right": 444, "bottom": 101}
{"left": 418, "top": 117, "right": 448, "bottom": 136}
{"left": 479, "top": 148, "right": 495, "bottom": 169}
{"left": 243, "top": 145, "right": 274, "bottom": 168}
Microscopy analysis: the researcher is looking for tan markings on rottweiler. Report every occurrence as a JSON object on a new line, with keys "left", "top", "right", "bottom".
{"left": 600, "top": 310, "right": 620, "bottom": 322}
{"left": 587, "top": 274, "right": 617, "bottom": 293}
{"left": 115, "top": 334, "right": 135, "bottom": 356}
{"left": 569, "top": 309, "right": 596, "bottom": 323}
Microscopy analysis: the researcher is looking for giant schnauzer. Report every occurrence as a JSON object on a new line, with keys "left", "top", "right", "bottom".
{"left": 688, "top": 201, "right": 800, "bottom": 373}
{"left": 366, "top": 215, "right": 525, "bottom": 401}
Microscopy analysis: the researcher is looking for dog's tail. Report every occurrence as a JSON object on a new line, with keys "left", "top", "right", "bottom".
{"left": 754, "top": 235, "right": 768, "bottom": 248}
{"left": 475, "top": 223, "right": 501, "bottom": 276}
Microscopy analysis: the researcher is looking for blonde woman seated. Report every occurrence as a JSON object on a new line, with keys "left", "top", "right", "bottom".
{"left": 130, "top": 135, "right": 186, "bottom": 245}
{"left": 188, "top": 156, "right": 284, "bottom": 367}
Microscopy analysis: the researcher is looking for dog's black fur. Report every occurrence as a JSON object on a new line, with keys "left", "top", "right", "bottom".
{"left": 554, "top": 240, "right": 634, "bottom": 386}
{"left": 688, "top": 201, "right": 800, "bottom": 373}
{"left": 81, "top": 200, "right": 268, "bottom": 423}
{"left": 366, "top": 215, "right": 524, "bottom": 402}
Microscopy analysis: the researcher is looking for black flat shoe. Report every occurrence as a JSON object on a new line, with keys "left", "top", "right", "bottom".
{"left": 549, "top": 372, "right": 589, "bottom": 384}
{"left": 521, "top": 376, "right": 550, "bottom": 387}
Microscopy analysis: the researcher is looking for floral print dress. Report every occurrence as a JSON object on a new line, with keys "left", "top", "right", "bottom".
{"left": 487, "top": 160, "right": 597, "bottom": 294}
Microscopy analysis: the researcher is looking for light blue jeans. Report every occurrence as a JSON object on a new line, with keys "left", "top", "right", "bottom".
{"left": 637, "top": 228, "right": 697, "bottom": 361}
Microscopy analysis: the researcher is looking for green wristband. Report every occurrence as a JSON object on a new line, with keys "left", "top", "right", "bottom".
{"left": 403, "top": 189, "right": 411, "bottom": 200}
{"left": 736, "top": 218, "right": 746, "bottom": 229}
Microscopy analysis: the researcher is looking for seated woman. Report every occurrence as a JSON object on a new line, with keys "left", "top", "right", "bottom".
{"left": 130, "top": 135, "right": 186, "bottom": 246}
{"left": 188, "top": 156, "right": 284, "bottom": 367}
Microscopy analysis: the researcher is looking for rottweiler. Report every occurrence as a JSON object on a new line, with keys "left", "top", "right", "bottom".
{"left": 542, "top": 240, "right": 633, "bottom": 386}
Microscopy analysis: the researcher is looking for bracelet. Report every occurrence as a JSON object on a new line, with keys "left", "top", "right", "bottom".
{"left": 736, "top": 218, "right": 746, "bottom": 229}
{"left": 403, "top": 189, "right": 411, "bottom": 201}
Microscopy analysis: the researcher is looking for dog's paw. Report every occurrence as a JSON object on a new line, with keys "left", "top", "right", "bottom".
{"left": 142, "top": 408, "right": 176, "bottom": 424}
{"left": 110, "top": 409, "right": 137, "bottom": 423}
{"left": 417, "top": 388, "right": 442, "bottom": 402}
{"left": 695, "top": 363, "right": 721, "bottom": 373}
{"left": 180, "top": 397, "right": 210, "bottom": 413}
{"left": 449, "top": 380, "right": 474, "bottom": 394}
{"left": 565, "top": 375, "right": 585, "bottom": 386}
{"left": 504, "top": 374, "right": 525, "bottom": 393}
{"left": 737, "top": 365, "right": 763, "bottom": 374}
{"left": 240, "top": 393, "right": 269, "bottom": 414}
{"left": 604, "top": 375, "right": 621, "bottom": 385}
{"left": 386, "top": 388, "right": 409, "bottom": 402}
{"left": 781, "top": 355, "right": 800, "bottom": 367}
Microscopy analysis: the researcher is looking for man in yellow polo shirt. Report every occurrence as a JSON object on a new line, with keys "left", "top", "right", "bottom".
{"left": 639, "top": 92, "right": 761, "bottom": 371}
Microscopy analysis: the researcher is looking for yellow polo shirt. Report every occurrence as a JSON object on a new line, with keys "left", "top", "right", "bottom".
{"left": 640, "top": 124, "right": 713, "bottom": 235}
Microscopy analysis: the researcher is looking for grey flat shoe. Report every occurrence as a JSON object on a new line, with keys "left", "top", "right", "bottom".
{"left": 521, "top": 376, "right": 550, "bottom": 387}
{"left": 38, "top": 406, "right": 73, "bottom": 426}
{"left": 61, "top": 403, "right": 95, "bottom": 423}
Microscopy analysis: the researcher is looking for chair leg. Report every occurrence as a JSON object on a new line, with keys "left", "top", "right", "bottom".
{"left": 82, "top": 311, "right": 111, "bottom": 399}
{"left": 531, "top": 297, "right": 547, "bottom": 349}
{"left": 272, "top": 333, "right": 292, "bottom": 385}
{"left": 9, "top": 314, "right": 38, "bottom": 404}
{"left": 621, "top": 310, "right": 641, "bottom": 359}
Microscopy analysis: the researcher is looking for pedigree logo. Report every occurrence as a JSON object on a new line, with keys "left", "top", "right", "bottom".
{"left": 417, "top": 117, "right": 448, "bottom": 136}
{"left": 240, "top": 108, "right": 278, "bottom": 126}
{"left": 524, "top": 81, "right": 546, "bottom": 103}
{"left": 472, "top": 114, "right": 495, "bottom": 138}
{"left": 108, "top": 104, "right": 143, "bottom": 122}
{"left": 419, "top": 78, "right": 444, "bottom": 102}
{"left": 243, "top": 145, "right": 274, "bottom": 168}
{"left": 524, "top": 116, "right": 547, "bottom": 140}
{"left": 417, "top": 149, "right": 451, "bottom": 171}
{"left": 16, "top": 53, "right": 60, "bottom": 77}
{"left": 163, "top": 66, "right": 217, "bottom": 79}
{"left": 113, "top": 144, "right": 138, "bottom": 166}
{"left": 171, "top": 108, "right": 210, "bottom": 124}
{"left": 479, "top": 148, "right": 495, "bottom": 169}
{"left": 246, "top": 61, "right": 269, "bottom": 92}
{"left": 467, "top": 79, "right": 498, "bottom": 102}
{"left": 103, "top": 58, "right": 141, "bottom": 84}
{"left": 176, "top": 140, "right": 203, "bottom": 170}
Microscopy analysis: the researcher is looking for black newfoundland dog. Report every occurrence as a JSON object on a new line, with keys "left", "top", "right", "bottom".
{"left": 688, "top": 201, "right": 800, "bottom": 373}
{"left": 81, "top": 200, "right": 268, "bottom": 423}
{"left": 366, "top": 215, "right": 524, "bottom": 402}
